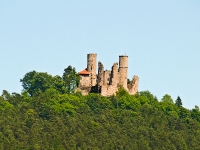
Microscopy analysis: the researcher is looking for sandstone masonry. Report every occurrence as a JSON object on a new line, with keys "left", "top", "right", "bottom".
{"left": 77, "top": 53, "right": 139, "bottom": 96}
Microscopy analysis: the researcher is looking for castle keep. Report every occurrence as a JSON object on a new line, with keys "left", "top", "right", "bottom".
{"left": 77, "top": 53, "right": 139, "bottom": 96}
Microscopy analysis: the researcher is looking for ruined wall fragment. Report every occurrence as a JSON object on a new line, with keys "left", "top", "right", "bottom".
{"left": 101, "top": 85, "right": 118, "bottom": 96}
{"left": 110, "top": 62, "right": 119, "bottom": 86}
{"left": 97, "top": 61, "right": 104, "bottom": 92}
{"left": 128, "top": 75, "right": 139, "bottom": 95}
{"left": 103, "top": 70, "right": 111, "bottom": 85}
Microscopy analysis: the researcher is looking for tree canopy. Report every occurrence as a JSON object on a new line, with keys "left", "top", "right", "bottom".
{"left": 20, "top": 66, "right": 79, "bottom": 96}
{"left": 161, "top": 94, "right": 174, "bottom": 104}
{"left": 1, "top": 69, "right": 200, "bottom": 149}
{"left": 175, "top": 96, "right": 182, "bottom": 107}
{"left": 62, "top": 65, "right": 80, "bottom": 94}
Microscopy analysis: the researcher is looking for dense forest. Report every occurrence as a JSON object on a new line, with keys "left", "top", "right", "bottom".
{"left": 1, "top": 66, "right": 200, "bottom": 149}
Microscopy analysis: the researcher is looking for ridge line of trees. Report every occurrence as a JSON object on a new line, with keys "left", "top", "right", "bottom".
{"left": 0, "top": 66, "right": 200, "bottom": 149}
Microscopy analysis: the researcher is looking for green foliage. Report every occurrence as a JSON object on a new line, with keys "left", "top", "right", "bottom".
{"left": 20, "top": 71, "right": 66, "bottom": 96}
{"left": 195, "top": 105, "right": 200, "bottom": 111}
{"left": 175, "top": 96, "right": 182, "bottom": 107}
{"left": 179, "top": 107, "right": 190, "bottom": 119}
{"left": 116, "top": 86, "right": 129, "bottom": 97}
{"left": 139, "top": 91, "right": 155, "bottom": 101}
{"left": 0, "top": 98, "right": 13, "bottom": 111}
{"left": 0, "top": 89, "right": 200, "bottom": 149}
{"left": 191, "top": 105, "right": 200, "bottom": 122}
{"left": 86, "top": 93, "right": 113, "bottom": 113}
{"left": 1, "top": 69, "right": 200, "bottom": 149}
{"left": 161, "top": 94, "right": 174, "bottom": 104}
{"left": 62, "top": 65, "right": 80, "bottom": 94}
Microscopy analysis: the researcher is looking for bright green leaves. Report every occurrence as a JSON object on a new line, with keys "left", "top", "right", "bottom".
{"left": 20, "top": 71, "right": 67, "bottom": 96}
{"left": 0, "top": 93, "right": 13, "bottom": 112}
{"left": 47, "top": 94, "right": 86, "bottom": 114}
{"left": 1, "top": 87, "right": 200, "bottom": 149}
{"left": 159, "top": 94, "right": 178, "bottom": 117}
{"left": 0, "top": 99, "right": 13, "bottom": 111}
{"left": 139, "top": 91, "right": 158, "bottom": 106}
{"left": 115, "top": 87, "right": 141, "bottom": 110}
{"left": 2, "top": 66, "right": 200, "bottom": 149}
{"left": 86, "top": 93, "right": 113, "bottom": 113}
{"left": 20, "top": 66, "right": 80, "bottom": 96}
{"left": 49, "top": 99, "right": 77, "bottom": 114}
{"left": 161, "top": 94, "right": 174, "bottom": 104}
{"left": 116, "top": 86, "right": 129, "bottom": 97}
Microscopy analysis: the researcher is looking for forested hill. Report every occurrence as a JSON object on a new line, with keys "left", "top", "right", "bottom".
{"left": 1, "top": 68, "right": 200, "bottom": 149}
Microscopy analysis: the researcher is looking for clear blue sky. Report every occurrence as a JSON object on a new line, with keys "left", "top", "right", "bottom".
{"left": 0, "top": 1, "right": 200, "bottom": 109}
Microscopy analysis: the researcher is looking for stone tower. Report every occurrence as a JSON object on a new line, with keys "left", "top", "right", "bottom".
{"left": 119, "top": 55, "right": 128, "bottom": 89}
{"left": 87, "top": 53, "right": 97, "bottom": 86}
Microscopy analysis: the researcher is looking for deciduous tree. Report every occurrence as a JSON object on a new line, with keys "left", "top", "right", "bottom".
{"left": 20, "top": 71, "right": 66, "bottom": 96}
{"left": 161, "top": 94, "right": 174, "bottom": 104}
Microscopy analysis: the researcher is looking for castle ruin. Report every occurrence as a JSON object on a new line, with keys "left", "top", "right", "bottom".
{"left": 77, "top": 53, "right": 139, "bottom": 96}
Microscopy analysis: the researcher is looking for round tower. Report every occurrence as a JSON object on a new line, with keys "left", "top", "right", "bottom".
{"left": 119, "top": 55, "right": 128, "bottom": 89}
{"left": 87, "top": 53, "right": 97, "bottom": 86}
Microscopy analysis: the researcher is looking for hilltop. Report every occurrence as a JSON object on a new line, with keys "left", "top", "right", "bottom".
{"left": 0, "top": 68, "right": 200, "bottom": 149}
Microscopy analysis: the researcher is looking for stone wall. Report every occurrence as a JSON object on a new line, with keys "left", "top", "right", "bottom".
{"left": 79, "top": 75, "right": 90, "bottom": 87}
{"left": 103, "top": 70, "right": 111, "bottom": 85}
{"left": 101, "top": 85, "right": 118, "bottom": 96}
{"left": 76, "top": 87, "right": 91, "bottom": 95}
{"left": 78, "top": 53, "right": 139, "bottom": 96}
{"left": 110, "top": 62, "right": 119, "bottom": 86}
{"left": 128, "top": 75, "right": 139, "bottom": 95}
